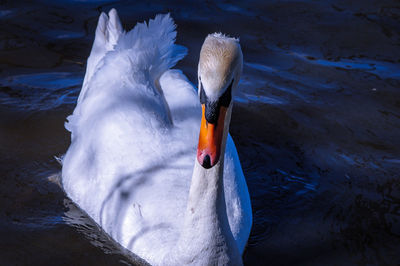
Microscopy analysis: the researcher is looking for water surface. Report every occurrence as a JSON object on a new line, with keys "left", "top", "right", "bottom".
{"left": 1, "top": 0, "right": 400, "bottom": 265}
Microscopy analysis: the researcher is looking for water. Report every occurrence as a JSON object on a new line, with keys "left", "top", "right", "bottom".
{"left": 1, "top": 0, "right": 400, "bottom": 265}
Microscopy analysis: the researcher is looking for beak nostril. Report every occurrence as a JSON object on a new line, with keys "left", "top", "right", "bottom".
{"left": 202, "top": 155, "right": 211, "bottom": 169}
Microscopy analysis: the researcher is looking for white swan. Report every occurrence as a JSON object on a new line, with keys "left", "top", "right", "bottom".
{"left": 62, "top": 9, "right": 252, "bottom": 265}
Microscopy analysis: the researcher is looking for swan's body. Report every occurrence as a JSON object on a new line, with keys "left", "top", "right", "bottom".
{"left": 62, "top": 9, "right": 251, "bottom": 265}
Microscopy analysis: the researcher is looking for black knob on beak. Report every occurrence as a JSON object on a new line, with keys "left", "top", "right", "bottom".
{"left": 202, "top": 154, "right": 211, "bottom": 169}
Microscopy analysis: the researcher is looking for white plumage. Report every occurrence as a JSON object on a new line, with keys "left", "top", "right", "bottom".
{"left": 62, "top": 9, "right": 251, "bottom": 265}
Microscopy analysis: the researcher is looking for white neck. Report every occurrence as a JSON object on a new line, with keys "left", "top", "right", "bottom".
{"left": 167, "top": 105, "right": 242, "bottom": 265}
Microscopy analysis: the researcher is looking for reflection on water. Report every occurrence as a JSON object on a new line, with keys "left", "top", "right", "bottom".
{"left": 0, "top": 72, "right": 81, "bottom": 110}
{"left": 0, "top": 0, "right": 400, "bottom": 265}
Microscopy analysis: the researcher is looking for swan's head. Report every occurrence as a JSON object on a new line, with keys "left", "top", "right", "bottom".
{"left": 197, "top": 33, "right": 243, "bottom": 169}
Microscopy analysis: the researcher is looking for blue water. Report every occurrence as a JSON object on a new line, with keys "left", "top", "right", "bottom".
{"left": 0, "top": 0, "right": 400, "bottom": 265}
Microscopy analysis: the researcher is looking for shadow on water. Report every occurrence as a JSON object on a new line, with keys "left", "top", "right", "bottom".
{"left": 0, "top": 0, "right": 400, "bottom": 265}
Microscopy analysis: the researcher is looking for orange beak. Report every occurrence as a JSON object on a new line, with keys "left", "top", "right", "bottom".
{"left": 197, "top": 104, "right": 227, "bottom": 168}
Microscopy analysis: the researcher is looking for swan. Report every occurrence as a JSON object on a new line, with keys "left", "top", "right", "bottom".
{"left": 62, "top": 9, "right": 252, "bottom": 265}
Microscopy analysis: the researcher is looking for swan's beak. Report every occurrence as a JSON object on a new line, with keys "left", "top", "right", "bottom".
{"left": 197, "top": 104, "right": 227, "bottom": 169}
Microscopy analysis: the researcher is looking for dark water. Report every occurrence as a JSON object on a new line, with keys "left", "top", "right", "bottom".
{"left": 1, "top": 0, "right": 400, "bottom": 265}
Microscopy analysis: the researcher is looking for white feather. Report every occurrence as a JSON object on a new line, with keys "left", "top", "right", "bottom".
{"left": 62, "top": 11, "right": 251, "bottom": 265}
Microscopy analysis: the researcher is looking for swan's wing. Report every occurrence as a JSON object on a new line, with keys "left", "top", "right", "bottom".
{"left": 159, "top": 69, "right": 201, "bottom": 125}
{"left": 79, "top": 9, "right": 123, "bottom": 105}
{"left": 66, "top": 12, "right": 189, "bottom": 134}
{"left": 116, "top": 14, "right": 187, "bottom": 83}
{"left": 63, "top": 11, "right": 194, "bottom": 218}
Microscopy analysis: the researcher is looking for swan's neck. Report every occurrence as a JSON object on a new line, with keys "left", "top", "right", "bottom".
{"left": 169, "top": 106, "right": 242, "bottom": 265}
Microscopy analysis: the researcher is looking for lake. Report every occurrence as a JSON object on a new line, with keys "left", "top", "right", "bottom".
{"left": 1, "top": 0, "right": 400, "bottom": 265}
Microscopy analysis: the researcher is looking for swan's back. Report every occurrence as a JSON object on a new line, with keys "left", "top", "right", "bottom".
{"left": 62, "top": 10, "right": 251, "bottom": 265}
